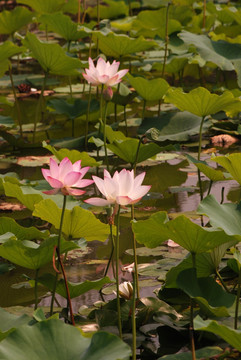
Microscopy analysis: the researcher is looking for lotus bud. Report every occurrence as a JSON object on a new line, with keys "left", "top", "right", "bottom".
{"left": 103, "top": 86, "right": 113, "bottom": 101}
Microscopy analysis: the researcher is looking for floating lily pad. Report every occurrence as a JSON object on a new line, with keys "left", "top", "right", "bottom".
{"left": 140, "top": 111, "right": 210, "bottom": 142}
{"left": 36, "top": 273, "right": 113, "bottom": 299}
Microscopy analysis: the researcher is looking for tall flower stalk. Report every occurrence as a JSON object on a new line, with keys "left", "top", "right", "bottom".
{"left": 85, "top": 169, "right": 151, "bottom": 336}
{"left": 115, "top": 205, "right": 122, "bottom": 337}
{"left": 50, "top": 194, "right": 67, "bottom": 316}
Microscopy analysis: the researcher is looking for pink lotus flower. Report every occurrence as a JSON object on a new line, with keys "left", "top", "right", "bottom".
{"left": 82, "top": 57, "right": 129, "bottom": 87}
{"left": 85, "top": 169, "right": 151, "bottom": 206}
{"left": 42, "top": 157, "right": 93, "bottom": 196}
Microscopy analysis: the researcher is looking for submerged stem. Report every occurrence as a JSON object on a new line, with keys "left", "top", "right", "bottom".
{"left": 50, "top": 195, "right": 67, "bottom": 316}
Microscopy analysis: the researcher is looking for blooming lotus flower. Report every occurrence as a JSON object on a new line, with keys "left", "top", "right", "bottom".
{"left": 85, "top": 169, "right": 151, "bottom": 206}
{"left": 82, "top": 57, "right": 129, "bottom": 87}
{"left": 41, "top": 157, "right": 93, "bottom": 196}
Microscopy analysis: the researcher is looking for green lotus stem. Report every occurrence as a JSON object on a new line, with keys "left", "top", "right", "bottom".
{"left": 131, "top": 204, "right": 140, "bottom": 299}
{"left": 202, "top": 0, "right": 206, "bottom": 29}
{"left": 142, "top": 99, "right": 146, "bottom": 121}
{"left": 207, "top": 180, "right": 213, "bottom": 196}
{"left": 131, "top": 271, "right": 136, "bottom": 360}
{"left": 161, "top": 2, "right": 171, "bottom": 78}
{"left": 124, "top": 105, "right": 128, "bottom": 136}
{"left": 96, "top": 0, "right": 100, "bottom": 55}
{"left": 198, "top": 116, "right": 205, "bottom": 161}
{"left": 190, "top": 252, "right": 196, "bottom": 360}
{"left": 158, "top": 99, "right": 162, "bottom": 117}
{"left": 132, "top": 136, "right": 142, "bottom": 173}
{"left": 85, "top": 84, "right": 92, "bottom": 150}
{"left": 69, "top": 76, "right": 73, "bottom": 98}
{"left": 57, "top": 246, "right": 75, "bottom": 325}
{"left": 34, "top": 268, "right": 39, "bottom": 310}
{"left": 8, "top": 65, "right": 23, "bottom": 138}
{"left": 234, "top": 269, "right": 241, "bottom": 329}
{"left": 115, "top": 205, "right": 122, "bottom": 338}
{"left": 197, "top": 116, "right": 205, "bottom": 201}
{"left": 114, "top": 83, "right": 121, "bottom": 122}
{"left": 220, "top": 186, "right": 225, "bottom": 204}
{"left": 50, "top": 195, "right": 67, "bottom": 316}
{"left": 103, "top": 101, "right": 110, "bottom": 172}
{"left": 33, "top": 71, "right": 48, "bottom": 143}
{"left": 78, "top": 0, "right": 81, "bottom": 23}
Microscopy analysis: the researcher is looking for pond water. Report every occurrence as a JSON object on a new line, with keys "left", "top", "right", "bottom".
{"left": 1, "top": 150, "right": 240, "bottom": 311}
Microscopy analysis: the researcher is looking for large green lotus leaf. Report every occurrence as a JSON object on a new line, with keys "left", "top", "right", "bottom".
{"left": 0, "top": 217, "right": 48, "bottom": 240}
{"left": 37, "top": 273, "right": 113, "bottom": 299}
{"left": 3, "top": 182, "right": 43, "bottom": 211}
{"left": 165, "top": 216, "right": 238, "bottom": 253}
{"left": 0, "top": 236, "right": 78, "bottom": 269}
{"left": 48, "top": 98, "right": 99, "bottom": 119}
{"left": 23, "top": 33, "right": 83, "bottom": 76}
{"left": 194, "top": 316, "right": 241, "bottom": 352}
{"left": 0, "top": 41, "right": 24, "bottom": 63}
{"left": 152, "top": 55, "right": 189, "bottom": 74}
{"left": 87, "top": 0, "right": 128, "bottom": 20}
{"left": 43, "top": 142, "right": 100, "bottom": 167}
{"left": 198, "top": 195, "right": 241, "bottom": 236}
{"left": 177, "top": 269, "right": 235, "bottom": 317}
{"left": 179, "top": 31, "right": 241, "bottom": 70}
{"left": 139, "top": 111, "right": 210, "bottom": 142}
{"left": 165, "top": 252, "right": 216, "bottom": 288}
{"left": 39, "top": 13, "right": 90, "bottom": 42}
{"left": 0, "top": 307, "right": 32, "bottom": 341}
{"left": 164, "top": 87, "right": 240, "bottom": 117}
{"left": 0, "top": 319, "right": 131, "bottom": 360}
{"left": 17, "top": 0, "right": 66, "bottom": 13}
{"left": 105, "top": 124, "right": 127, "bottom": 143}
{"left": 33, "top": 199, "right": 110, "bottom": 241}
{"left": 3, "top": 181, "right": 80, "bottom": 211}
{"left": 186, "top": 154, "right": 232, "bottom": 182}
{"left": 107, "top": 138, "right": 162, "bottom": 165}
{"left": 157, "top": 346, "right": 222, "bottom": 360}
{"left": 132, "top": 8, "right": 181, "bottom": 38}
{"left": 126, "top": 74, "right": 169, "bottom": 101}
{"left": 0, "top": 7, "right": 33, "bottom": 35}
{"left": 212, "top": 153, "right": 241, "bottom": 185}
{"left": 92, "top": 31, "right": 157, "bottom": 58}
{"left": 132, "top": 211, "right": 170, "bottom": 248}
